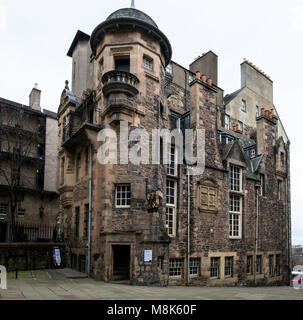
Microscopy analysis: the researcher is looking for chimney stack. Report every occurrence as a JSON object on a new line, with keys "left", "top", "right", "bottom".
{"left": 29, "top": 83, "right": 41, "bottom": 111}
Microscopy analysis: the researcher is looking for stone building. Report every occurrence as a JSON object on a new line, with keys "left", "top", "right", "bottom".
{"left": 0, "top": 86, "right": 59, "bottom": 242}
{"left": 58, "top": 5, "right": 291, "bottom": 285}
{"left": 292, "top": 246, "right": 303, "bottom": 267}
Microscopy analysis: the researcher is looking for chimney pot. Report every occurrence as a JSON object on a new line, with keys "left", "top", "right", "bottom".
{"left": 207, "top": 77, "right": 212, "bottom": 86}
{"left": 195, "top": 71, "right": 201, "bottom": 80}
{"left": 201, "top": 74, "right": 207, "bottom": 83}
{"left": 261, "top": 108, "right": 265, "bottom": 116}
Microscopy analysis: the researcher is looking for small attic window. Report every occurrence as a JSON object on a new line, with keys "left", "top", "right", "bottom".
{"left": 250, "top": 149, "right": 256, "bottom": 159}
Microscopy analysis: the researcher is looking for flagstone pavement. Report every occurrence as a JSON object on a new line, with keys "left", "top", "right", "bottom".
{"left": 0, "top": 269, "right": 302, "bottom": 300}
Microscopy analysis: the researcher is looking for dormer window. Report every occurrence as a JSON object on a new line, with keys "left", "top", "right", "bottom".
{"left": 115, "top": 57, "right": 130, "bottom": 72}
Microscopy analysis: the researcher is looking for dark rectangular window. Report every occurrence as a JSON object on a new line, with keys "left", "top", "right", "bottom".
{"left": 256, "top": 255, "right": 262, "bottom": 274}
{"left": 169, "top": 259, "right": 183, "bottom": 278}
{"left": 115, "top": 57, "right": 130, "bottom": 72}
{"left": 0, "top": 204, "right": 8, "bottom": 216}
{"left": 158, "top": 256, "right": 164, "bottom": 270}
{"left": 76, "top": 152, "right": 81, "bottom": 182}
{"left": 190, "top": 258, "right": 201, "bottom": 277}
{"left": 116, "top": 184, "right": 131, "bottom": 207}
{"left": 225, "top": 257, "right": 233, "bottom": 278}
{"left": 84, "top": 204, "right": 89, "bottom": 239}
{"left": 247, "top": 256, "right": 253, "bottom": 275}
{"left": 241, "top": 100, "right": 247, "bottom": 112}
{"left": 61, "top": 157, "right": 65, "bottom": 185}
{"left": 75, "top": 207, "right": 80, "bottom": 239}
{"left": 275, "top": 255, "right": 281, "bottom": 276}
{"left": 85, "top": 147, "right": 89, "bottom": 176}
{"left": 18, "top": 209, "right": 25, "bottom": 217}
{"left": 36, "top": 169, "right": 44, "bottom": 190}
{"left": 210, "top": 257, "right": 220, "bottom": 279}
{"left": 269, "top": 255, "right": 274, "bottom": 277}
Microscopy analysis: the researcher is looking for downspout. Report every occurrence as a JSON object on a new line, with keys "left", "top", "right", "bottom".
{"left": 286, "top": 142, "right": 292, "bottom": 278}
{"left": 254, "top": 186, "right": 260, "bottom": 286}
{"left": 187, "top": 169, "right": 191, "bottom": 286}
{"left": 88, "top": 144, "right": 93, "bottom": 277}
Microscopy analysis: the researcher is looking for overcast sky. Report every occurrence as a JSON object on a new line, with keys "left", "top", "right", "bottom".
{"left": 0, "top": 0, "right": 302, "bottom": 244}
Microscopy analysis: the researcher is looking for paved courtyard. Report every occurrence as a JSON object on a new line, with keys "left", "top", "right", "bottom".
{"left": 0, "top": 269, "right": 302, "bottom": 300}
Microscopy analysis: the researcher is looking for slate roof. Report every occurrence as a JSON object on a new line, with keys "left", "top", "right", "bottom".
{"left": 106, "top": 8, "right": 158, "bottom": 28}
{"left": 220, "top": 135, "right": 262, "bottom": 181}
{"left": 63, "top": 89, "right": 83, "bottom": 107}
{"left": 224, "top": 88, "right": 244, "bottom": 106}
{"left": 90, "top": 7, "right": 172, "bottom": 66}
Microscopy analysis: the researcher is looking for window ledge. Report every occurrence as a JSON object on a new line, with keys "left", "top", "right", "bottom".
{"left": 229, "top": 191, "right": 244, "bottom": 196}
{"left": 145, "top": 71, "right": 159, "bottom": 82}
{"left": 199, "top": 209, "right": 218, "bottom": 214}
{"left": 167, "top": 174, "right": 179, "bottom": 180}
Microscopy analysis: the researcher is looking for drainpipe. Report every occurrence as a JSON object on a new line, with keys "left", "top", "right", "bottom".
{"left": 254, "top": 186, "right": 260, "bottom": 286}
{"left": 187, "top": 169, "right": 191, "bottom": 286}
{"left": 88, "top": 144, "right": 93, "bottom": 277}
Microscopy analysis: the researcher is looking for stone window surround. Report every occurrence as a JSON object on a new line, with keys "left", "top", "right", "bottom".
{"left": 169, "top": 258, "right": 183, "bottom": 279}
{"left": 210, "top": 257, "right": 220, "bottom": 279}
{"left": 266, "top": 252, "right": 282, "bottom": 280}
{"left": 208, "top": 252, "right": 238, "bottom": 284}
{"left": 110, "top": 46, "right": 133, "bottom": 74}
{"left": 189, "top": 257, "right": 201, "bottom": 278}
{"left": 115, "top": 184, "right": 131, "bottom": 208}
{"left": 167, "top": 144, "right": 178, "bottom": 177}
{"left": 229, "top": 165, "right": 243, "bottom": 192}
{"left": 143, "top": 54, "right": 153, "bottom": 71}
{"left": 241, "top": 99, "right": 247, "bottom": 112}
{"left": 246, "top": 255, "right": 253, "bottom": 275}
{"left": 245, "top": 252, "right": 265, "bottom": 281}
{"left": 228, "top": 161, "right": 245, "bottom": 240}
{"left": 166, "top": 178, "right": 177, "bottom": 237}
{"left": 224, "top": 256, "right": 234, "bottom": 278}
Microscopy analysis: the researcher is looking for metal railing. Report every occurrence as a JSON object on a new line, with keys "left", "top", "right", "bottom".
{"left": 4, "top": 222, "right": 56, "bottom": 243}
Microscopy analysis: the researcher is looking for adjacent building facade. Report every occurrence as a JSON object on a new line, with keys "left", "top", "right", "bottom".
{"left": 0, "top": 86, "right": 59, "bottom": 242}
{"left": 58, "top": 6, "right": 291, "bottom": 285}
